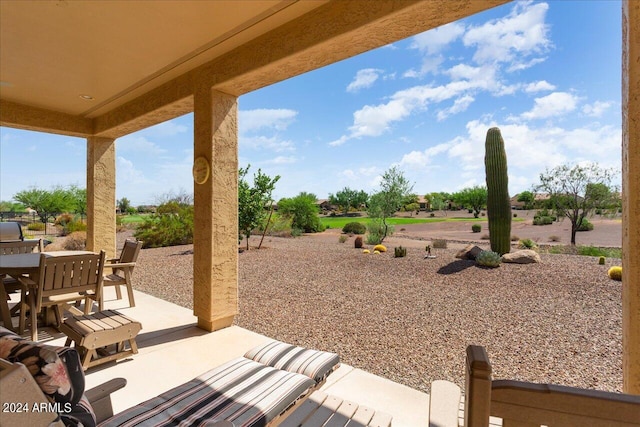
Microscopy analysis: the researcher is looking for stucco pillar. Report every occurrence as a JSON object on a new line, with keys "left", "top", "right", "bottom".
{"left": 192, "top": 86, "right": 238, "bottom": 331}
{"left": 623, "top": 0, "right": 640, "bottom": 395}
{"left": 86, "top": 137, "right": 116, "bottom": 259}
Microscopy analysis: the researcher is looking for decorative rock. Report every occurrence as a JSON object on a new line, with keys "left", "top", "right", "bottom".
{"left": 455, "top": 244, "right": 484, "bottom": 260}
{"left": 501, "top": 250, "right": 541, "bottom": 264}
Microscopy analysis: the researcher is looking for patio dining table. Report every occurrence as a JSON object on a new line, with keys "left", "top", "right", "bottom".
{"left": 0, "top": 251, "right": 95, "bottom": 333}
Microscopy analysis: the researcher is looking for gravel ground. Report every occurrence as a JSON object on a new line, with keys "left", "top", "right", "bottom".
{"left": 126, "top": 231, "right": 623, "bottom": 395}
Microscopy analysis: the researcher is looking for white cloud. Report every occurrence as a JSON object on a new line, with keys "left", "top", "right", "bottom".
{"left": 410, "top": 22, "right": 466, "bottom": 55}
{"left": 240, "top": 109, "right": 297, "bottom": 133}
{"left": 521, "top": 92, "right": 580, "bottom": 120}
{"left": 463, "top": 1, "right": 551, "bottom": 68}
{"left": 347, "top": 68, "right": 383, "bottom": 92}
{"left": 582, "top": 101, "right": 612, "bottom": 117}
{"left": 264, "top": 156, "right": 297, "bottom": 165}
{"left": 142, "top": 120, "right": 189, "bottom": 137}
{"left": 437, "top": 95, "right": 475, "bottom": 121}
{"left": 405, "top": 22, "right": 466, "bottom": 78}
{"left": 403, "top": 56, "right": 445, "bottom": 78}
{"left": 525, "top": 80, "right": 556, "bottom": 93}
{"left": 117, "top": 136, "right": 168, "bottom": 155}
{"left": 117, "top": 156, "right": 149, "bottom": 185}
{"left": 398, "top": 142, "right": 453, "bottom": 169}
{"left": 241, "top": 135, "right": 295, "bottom": 152}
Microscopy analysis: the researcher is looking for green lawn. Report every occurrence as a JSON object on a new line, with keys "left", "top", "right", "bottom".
{"left": 320, "top": 215, "right": 523, "bottom": 230}
{"left": 118, "top": 214, "right": 149, "bottom": 224}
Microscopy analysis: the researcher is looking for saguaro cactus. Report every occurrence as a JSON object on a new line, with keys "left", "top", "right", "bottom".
{"left": 484, "top": 127, "right": 511, "bottom": 255}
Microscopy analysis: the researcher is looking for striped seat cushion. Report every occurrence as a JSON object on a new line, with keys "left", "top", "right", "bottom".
{"left": 244, "top": 341, "right": 340, "bottom": 384}
{"left": 99, "top": 357, "right": 315, "bottom": 427}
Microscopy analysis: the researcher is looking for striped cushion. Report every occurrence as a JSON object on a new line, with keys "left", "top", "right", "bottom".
{"left": 244, "top": 341, "right": 340, "bottom": 384}
{"left": 99, "top": 358, "right": 314, "bottom": 427}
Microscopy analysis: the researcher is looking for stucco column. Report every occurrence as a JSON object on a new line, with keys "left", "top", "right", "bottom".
{"left": 623, "top": 0, "right": 640, "bottom": 395}
{"left": 192, "top": 86, "right": 238, "bottom": 331}
{"left": 86, "top": 137, "right": 116, "bottom": 259}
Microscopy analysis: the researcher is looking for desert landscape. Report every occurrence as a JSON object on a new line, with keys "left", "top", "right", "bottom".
{"left": 123, "top": 215, "right": 623, "bottom": 395}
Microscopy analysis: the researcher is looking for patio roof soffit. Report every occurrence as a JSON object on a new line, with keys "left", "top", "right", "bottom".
{"left": 1, "top": 0, "right": 509, "bottom": 140}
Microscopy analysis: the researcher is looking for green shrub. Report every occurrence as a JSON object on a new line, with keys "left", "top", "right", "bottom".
{"left": 608, "top": 266, "right": 622, "bottom": 281}
{"left": 366, "top": 233, "right": 382, "bottom": 245}
{"left": 366, "top": 219, "right": 390, "bottom": 245}
{"left": 471, "top": 223, "right": 482, "bottom": 233}
{"left": 338, "top": 235, "right": 348, "bottom": 243}
{"left": 476, "top": 250, "right": 501, "bottom": 268}
{"left": 432, "top": 239, "right": 447, "bottom": 249}
{"left": 576, "top": 218, "right": 594, "bottom": 231}
{"left": 342, "top": 222, "right": 366, "bottom": 235}
{"left": 518, "top": 238, "right": 537, "bottom": 250}
{"left": 277, "top": 193, "right": 324, "bottom": 233}
{"left": 533, "top": 216, "right": 554, "bottom": 225}
{"left": 27, "top": 222, "right": 45, "bottom": 231}
{"left": 266, "top": 215, "right": 295, "bottom": 238}
{"left": 134, "top": 204, "right": 193, "bottom": 248}
{"left": 64, "top": 219, "right": 87, "bottom": 235}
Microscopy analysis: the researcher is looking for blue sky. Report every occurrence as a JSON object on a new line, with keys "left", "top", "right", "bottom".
{"left": 0, "top": 1, "right": 622, "bottom": 206}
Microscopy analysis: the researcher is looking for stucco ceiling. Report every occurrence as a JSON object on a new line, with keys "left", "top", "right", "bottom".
{"left": 0, "top": 0, "right": 509, "bottom": 138}
{"left": 0, "top": 0, "right": 328, "bottom": 118}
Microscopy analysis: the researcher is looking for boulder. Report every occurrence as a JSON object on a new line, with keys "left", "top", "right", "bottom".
{"left": 501, "top": 249, "right": 541, "bottom": 264}
{"left": 455, "top": 244, "right": 484, "bottom": 260}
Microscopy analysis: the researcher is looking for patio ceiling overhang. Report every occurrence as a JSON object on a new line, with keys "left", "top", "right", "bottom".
{"left": 1, "top": 0, "right": 639, "bottom": 396}
{"left": 0, "top": 0, "right": 508, "bottom": 139}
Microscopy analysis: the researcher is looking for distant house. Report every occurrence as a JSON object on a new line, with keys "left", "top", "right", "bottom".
{"left": 510, "top": 195, "right": 525, "bottom": 209}
{"left": 316, "top": 199, "right": 335, "bottom": 213}
{"left": 417, "top": 196, "right": 428, "bottom": 211}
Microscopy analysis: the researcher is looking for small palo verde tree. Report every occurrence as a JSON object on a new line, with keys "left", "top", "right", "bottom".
{"left": 535, "top": 162, "right": 618, "bottom": 245}
{"left": 238, "top": 165, "right": 280, "bottom": 250}
{"left": 484, "top": 127, "right": 511, "bottom": 255}
{"left": 367, "top": 166, "right": 413, "bottom": 243}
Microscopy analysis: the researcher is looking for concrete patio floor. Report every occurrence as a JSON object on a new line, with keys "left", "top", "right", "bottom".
{"left": 20, "top": 287, "right": 432, "bottom": 426}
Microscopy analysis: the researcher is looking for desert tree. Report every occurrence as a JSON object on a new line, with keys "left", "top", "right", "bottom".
{"left": 367, "top": 166, "right": 413, "bottom": 243}
{"left": 14, "top": 186, "right": 77, "bottom": 223}
{"left": 277, "top": 192, "right": 324, "bottom": 233}
{"left": 516, "top": 190, "right": 535, "bottom": 210}
{"left": 452, "top": 186, "right": 488, "bottom": 218}
{"left": 238, "top": 165, "right": 280, "bottom": 250}
{"left": 535, "top": 162, "right": 618, "bottom": 245}
{"left": 328, "top": 187, "right": 368, "bottom": 215}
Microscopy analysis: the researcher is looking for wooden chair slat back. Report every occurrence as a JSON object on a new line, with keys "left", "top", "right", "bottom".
{"left": 113, "top": 240, "right": 142, "bottom": 276}
{"left": 119, "top": 240, "right": 142, "bottom": 264}
{"left": 40, "top": 252, "right": 105, "bottom": 296}
{"left": 0, "top": 239, "right": 43, "bottom": 255}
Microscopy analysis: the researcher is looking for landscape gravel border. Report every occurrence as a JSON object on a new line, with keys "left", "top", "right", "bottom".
{"left": 129, "top": 231, "right": 623, "bottom": 394}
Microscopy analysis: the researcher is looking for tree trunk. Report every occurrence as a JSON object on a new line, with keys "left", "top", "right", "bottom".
{"left": 571, "top": 223, "right": 577, "bottom": 245}
{"left": 258, "top": 204, "right": 274, "bottom": 249}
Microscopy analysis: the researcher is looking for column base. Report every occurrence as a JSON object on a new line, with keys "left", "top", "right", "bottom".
{"left": 197, "top": 315, "right": 234, "bottom": 332}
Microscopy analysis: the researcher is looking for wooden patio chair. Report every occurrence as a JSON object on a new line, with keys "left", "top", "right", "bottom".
{"left": 18, "top": 251, "right": 105, "bottom": 341}
{"left": 102, "top": 239, "right": 142, "bottom": 307}
{"left": 0, "top": 239, "right": 44, "bottom": 319}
